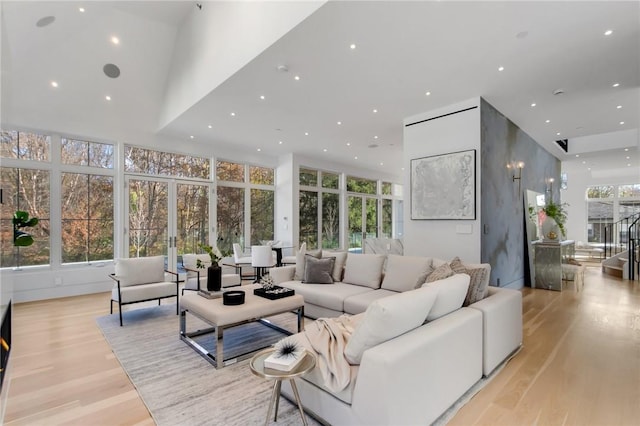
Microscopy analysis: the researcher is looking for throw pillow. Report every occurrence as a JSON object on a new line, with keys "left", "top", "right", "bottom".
{"left": 294, "top": 242, "right": 310, "bottom": 280}
{"left": 421, "top": 273, "right": 470, "bottom": 321}
{"left": 425, "top": 263, "right": 454, "bottom": 283}
{"left": 449, "top": 257, "right": 490, "bottom": 306}
{"left": 303, "top": 256, "right": 335, "bottom": 284}
{"left": 381, "top": 255, "right": 434, "bottom": 292}
{"left": 322, "top": 251, "right": 348, "bottom": 282}
{"left": 342, "top": 253, "right": 386, "bottom": 289}
{"left": 344, "top": 285, "right": 439, "bottom": 364}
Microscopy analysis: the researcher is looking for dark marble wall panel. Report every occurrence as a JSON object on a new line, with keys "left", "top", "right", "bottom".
{"left": 480, "top": 99, "right": 560, "bottom": 288}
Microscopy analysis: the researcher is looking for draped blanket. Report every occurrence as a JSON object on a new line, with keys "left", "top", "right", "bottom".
{"left": 296, "top": 314, "right": 360, "bottom": 393}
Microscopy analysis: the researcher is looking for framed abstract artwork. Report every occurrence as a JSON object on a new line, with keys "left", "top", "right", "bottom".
{"left": 410, "top": 149, "right": 476, "bottom": 220}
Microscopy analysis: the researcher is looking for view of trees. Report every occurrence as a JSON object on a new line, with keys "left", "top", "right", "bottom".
{"left": 251, "top": 189, "right": 274, "bottom": 244}
{"left": 217, "top": 186, "right": 244, "bottom": 253}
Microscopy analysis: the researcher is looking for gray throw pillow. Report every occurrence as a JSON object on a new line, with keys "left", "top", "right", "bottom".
{"left": 450, "top": 257, "right": 489, "bottom": 306}
{"left": 303, "top": 256, "right": 335, "bottom": 284}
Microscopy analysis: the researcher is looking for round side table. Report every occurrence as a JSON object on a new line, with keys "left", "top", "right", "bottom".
{"left": 250, "top": 347, "right": 316, "bottom": 426}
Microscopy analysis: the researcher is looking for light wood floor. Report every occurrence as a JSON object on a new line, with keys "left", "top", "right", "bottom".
{"left": 4, "top": 266, "right": 639, "bottom": 425}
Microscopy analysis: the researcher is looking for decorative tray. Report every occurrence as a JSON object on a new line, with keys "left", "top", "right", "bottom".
{"left": 253, "top": 286, "right": 295, "bottom": 300}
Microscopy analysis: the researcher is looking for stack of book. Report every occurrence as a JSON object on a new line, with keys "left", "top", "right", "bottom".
{"left": 197, "top": 289, "right": 223, "bottom": 299}
{"left": 264, "top": 351, "right": 305, "bottom": 372}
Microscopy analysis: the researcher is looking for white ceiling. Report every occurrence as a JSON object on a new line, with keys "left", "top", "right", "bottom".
{"left": 2, "top": 1, "right": 638, "bottom": 177}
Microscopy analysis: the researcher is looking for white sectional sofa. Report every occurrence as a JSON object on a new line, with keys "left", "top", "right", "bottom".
{"left": 268, "top": 252, "right": 523, "bottom": 425}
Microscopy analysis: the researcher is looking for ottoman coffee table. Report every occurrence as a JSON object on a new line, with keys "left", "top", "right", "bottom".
{"left": 180, "top": 284, "right": 304, "bottom": 369}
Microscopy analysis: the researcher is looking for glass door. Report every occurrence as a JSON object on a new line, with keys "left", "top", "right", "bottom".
{"left": 127, "top": 178, "right": 212, "bottom": 273}
{"left": 348, "top": 196, "right": 378, "bottom": 253}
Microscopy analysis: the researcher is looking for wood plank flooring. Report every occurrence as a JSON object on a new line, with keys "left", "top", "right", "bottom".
{"left": 4, "top": 266, "right": 639, "bottom": 425}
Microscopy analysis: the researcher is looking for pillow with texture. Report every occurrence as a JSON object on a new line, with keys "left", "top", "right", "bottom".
{"left": 425, "top": 262, "right": 454, "bottom": 283}
{"left": 115, "top": 255, "right": 165, "bottom": 287}
{"left": 303, "top": 256, "right": 335, "bottom": 284}
{"left": 322, "top": 251, "right": 347, "bottom": 282}
{"left": 381, "top": 255, "right": 434, "bottom": 292}
{"left": 342, "top": 253, "right": 386, "bottom": 289}
{"left": 344, "top": 285, "right": 439, "bottom": 364}
{"left": 294, "top": 242, "right": 317, "bottom": 280}
{"left": 421, "top": 273, "right": 470, "bottom": 321}
{"left": 449, "top": 257, "right": 490, "bottom": 306}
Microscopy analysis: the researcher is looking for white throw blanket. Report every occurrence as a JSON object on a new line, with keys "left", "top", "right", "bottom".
{"left": 294, "top": 314, "right": 361, "bottom": 392}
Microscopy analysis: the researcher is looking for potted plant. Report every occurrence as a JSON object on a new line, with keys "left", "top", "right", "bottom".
{"left": 196, "top": 243, "right": 224, "bottom": 292}
{"left": 12, "top": 210, "right": 39, "bottom": 269}
{"left": 541, "top": 200, "right": 568, "bottom": 240}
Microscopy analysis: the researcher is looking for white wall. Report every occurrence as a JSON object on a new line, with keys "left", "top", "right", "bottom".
{"left": 402, "top": 98, "right": 482, "bottom": 262}
{"left": 159, "top": 1, "right": 325, "bottom": 129}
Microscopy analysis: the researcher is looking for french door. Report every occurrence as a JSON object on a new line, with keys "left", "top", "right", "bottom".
{"left": 347, "top": 196, "right": 378, "bottom": 253}
{"left": 126, "top": 177, "right": 211, "bottom": 272}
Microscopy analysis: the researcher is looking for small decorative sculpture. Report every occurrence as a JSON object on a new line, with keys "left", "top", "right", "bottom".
{"left": 273, "top": 337, "right": 302, "bottom": 360}
{"left": 260, "top": 274, "right": 275, "bottom": 290}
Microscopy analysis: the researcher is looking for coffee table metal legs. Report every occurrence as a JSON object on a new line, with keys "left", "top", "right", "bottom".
{"left": 265, "top": 379, "right": 307, "bottom": 426}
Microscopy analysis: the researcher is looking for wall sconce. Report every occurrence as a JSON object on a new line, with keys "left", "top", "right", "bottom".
{"left": 507, "top": 161, "right": 525, "bottom": 192}
{"left": 546, "top": 177, "right": 555, "bottom": 196}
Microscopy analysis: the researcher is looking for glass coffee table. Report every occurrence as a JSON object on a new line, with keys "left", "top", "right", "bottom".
{"left": 250, "top": 347, "right": 316, "bottom": 426}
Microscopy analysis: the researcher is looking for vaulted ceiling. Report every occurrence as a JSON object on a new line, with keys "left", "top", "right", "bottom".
{"left": 2, "top": 1, "right": 638, "bottom": 177}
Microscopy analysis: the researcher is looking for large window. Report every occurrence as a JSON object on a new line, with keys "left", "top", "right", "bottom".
{"left": 1, "top": 130, "right": 51, "bottom": 268}
{"left": 299, "top": 168, "right": 340, "bottom": 250}
{"left": 61, "top": 174, "right": 113, "bottom": 262}
{"left": 586, "top": 184, "right": 640, "bottom": 243}
{"left": 125, "top": 146, "right": 209, "bottom": 179}
{"left": 217, "top": 161, "right": 274, "bottom": 253}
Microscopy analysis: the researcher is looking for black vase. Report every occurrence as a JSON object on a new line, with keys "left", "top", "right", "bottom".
{"left": 207, "top": 265, "right": 222, "bottom": 292}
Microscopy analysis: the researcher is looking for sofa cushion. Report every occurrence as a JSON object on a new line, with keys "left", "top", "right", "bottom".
{"left": 322, "top": 251, "right": 348, "bottom": 282}
{"left": 342, "top": 253, "right": 385, "bottom": 289}
{"left": 381, "top": 255, "right": 434, "bottom": 292}
{"left": 303, "top": 256, "right": 335, "bottom": 284}
{"left": 344, "top": 285, "right": 439, "bottom": 364}
{"left": 343, "top": 289, "right": 399, "bottom": 315}
{"left": 425, "top": 262, "right": 454, "bottom": 283}
{"left": 450, "top": 257, "right": 490, "bottom": 306}
{"left": 182, "top": 254, "right": 211, "bottom": 278}
{"left": 422, "top": 273, "right": 470, "bottom": 321}
{"left": 295, "top": 243, "right": 321, "bottom": 280}
{"left": 114, "top": 256, "right": 165, "bottom": 287}
{"left": 281, "top": 281, "right": 374, "bottom": 312}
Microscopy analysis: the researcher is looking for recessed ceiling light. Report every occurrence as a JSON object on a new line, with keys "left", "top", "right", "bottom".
{"left": 346, "top": 142, "right": 351, "bottom": 146}
{"left": 373, "top": 109, "right": 378, "bottom": 113}
{"left": 628, "top": 163, "right": 632, "bottom": 167}
{"left": 582, "top": 161, "right": 586, "bottom": 164}
{"left": 425, "top": 91, "right": 431, "bottom": 96}
{"left": 105, "top": 95, "right": 111, "bottom": 101}
{"left": 294, "top": 75, "right": 300, "bottom": 81}
{"left": 626, "top": 156, "right": 631, "bottom": 159}
{"left": 257, "top": 148, "right": 261, "bottom": 152}
{"left": 111, "top": 36, "right": 120, "bottom": 45}
{"left": 545, "top": 119, "right": 551, "bottom": 123}
{"left": 190, "top": 135, "right": 194, "bottom": 139}
{"left": 208, "top": 124, "right": 212, "bottom": 129}
{"left": 612, "top": 83, "right": 620, "bottom": 87}
{"left": 278, "top": 140, "right": 283, "bottom": 145}
{"left": 337, "top": 121, "right": 342, "bottom": 125}
{"left": 78, "top": 7, "right": 85, "bottom": 13}
{"left": 530, "top": 103, "right": 536, "bottom": 107}
{"left": 557, "top": 132, "right": 561, "bottom": 136}
{"left": 624, "top": 148, "right": 629, "bottom": 151}
{"left": 380, "top": 162, "right": 384, "bottom": 166}
{"left": 230, "top": 112, "right": 236, "bottom": 116}
{"left": 620, "top": 121, "right": 625, "bottom": 125}
{"left": 323, "top": 148, "right": 328, "bottom": 152}
{"left": 354, "top": 156, "right": 358, "bottom": 160}
{"left": 304, "top": 132, "right": 309, "bottom": 136}
{"left": 350, "top": 43, "right": 356, "bottom": 49}
{"left": 401, "top": 167, "right": 405, "bottom": 171}
{"left": 617, "top": 105, "right": 622, "bottom": 109}
{"left": 259, "top": 95, "right": 265, "bottom": 100}
{"left": 50, "top": 81, "right": 58, "bottom": 88}
{"left": 588, "top": 167, "right": 591, "bottom": 171}
{"left": 576, "top": 154, "right": 580, "bottom": 157}
{"left": 374, "top": 136, "right": 378, "bottom": 139}
{"left": 604, "top": 30, "right": 613, "bottom": 36}
{"left": 498, "top": 66, "right": 504, "bottom": 71}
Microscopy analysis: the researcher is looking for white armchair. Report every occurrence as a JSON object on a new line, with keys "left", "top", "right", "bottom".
{"left": 109, "top": 255, "right": 179, "bottom": 326}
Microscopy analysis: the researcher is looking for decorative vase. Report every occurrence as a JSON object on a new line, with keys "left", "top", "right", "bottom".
{"left": 207, "top": 264, "right": 222, "bottom": 292}
{"left": 541, "top": 216, "right": 561, "bottom": 242}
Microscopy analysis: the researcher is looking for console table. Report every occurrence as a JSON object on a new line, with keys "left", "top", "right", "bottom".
{"left": 533, "top": 240, "right": 575, "bottom": 291}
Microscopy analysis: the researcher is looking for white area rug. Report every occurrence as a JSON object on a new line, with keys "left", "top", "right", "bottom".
{"left": 96, "top": 305, "right": 320, "bottom": 426}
